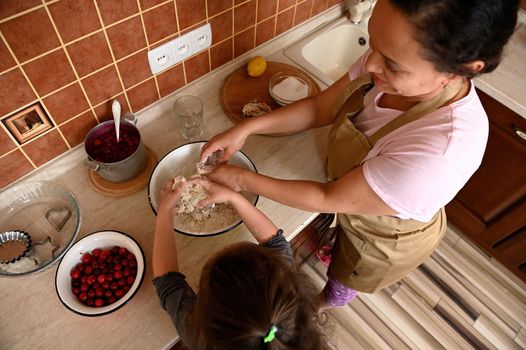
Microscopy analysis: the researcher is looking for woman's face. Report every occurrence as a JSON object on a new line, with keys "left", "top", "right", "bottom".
{"left": 365, "top": 0, "right": 450, "bottom": 100}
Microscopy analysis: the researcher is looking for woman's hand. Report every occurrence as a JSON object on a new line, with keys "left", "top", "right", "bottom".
{"left": 157, "top": 179, "right": 186, "bottom": 215}
{"left": 200, "top": 125, "right": 248, "bottom": 164}
{"left": 205, "top": 164, "right": 251, "bottom": 192}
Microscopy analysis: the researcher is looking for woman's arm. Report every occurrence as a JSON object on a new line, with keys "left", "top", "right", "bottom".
{"left": 200, "top": 74, "right": 352, "bottom": 163}
{"left": 208, "top": 164, "right": 396, "bottom": 216}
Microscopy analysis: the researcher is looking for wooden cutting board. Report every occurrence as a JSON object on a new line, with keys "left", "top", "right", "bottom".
{"left": 220, "top": 61, "right": 320, "bottom": 125}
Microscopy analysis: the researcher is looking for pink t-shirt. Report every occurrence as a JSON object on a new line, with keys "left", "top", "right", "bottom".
{"left": 348, "top": 52, "right": 488, "bottom": 222}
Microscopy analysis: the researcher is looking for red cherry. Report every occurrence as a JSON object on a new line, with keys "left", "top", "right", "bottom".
{"left": 111, "top": 246, "right": 120, "bottom": 254}
{"left": 114, "top": 263, "right": 122, "bottom": 271}
{"left": 118, "top": 278, "right": 126, "bottom": 286}
{"left": 107, "top": 296, "right": 117, "bottom": 304}
{"left": 126, "top": 276, "right": 135, "bottom": 285}
{"left": 75, "top": 263, "right": 84, "bottom": 271}
{"left": 97, "top": 274, "right": 106, "bottom": 284}
{"left": 80, "top": 284, "right": 89, "bottom": 292}
{"left": 78, "top": 293, "right": 88, "bottom": 302}
{"left": 81, "top": 253, "right": 92, "bottom": 264}
{"left": 71, "top": 279, "right": 80, "bottom": 287}
{"left": 102, "top": 282, "right": 110, "bottom": 290}
{"left": 92, "top": 248, "right": 102, "bottom": 257}
{"left": 121, "top": 259, "right": 129, "bottom": 266}
{"left": 129, "top": 260, "right": 137, "bottom": 268}
{"left": 84, "top": 266, "right": 93, "bottom": 275}
{"left": 86, "top": 298, "right": 95, "bottom": 306}
{"left": 106, "top": 273, "right": 113, "bottom": 282}
{"left": 72, "top": 287, "right": 80, "bottom": 296}
{"left": 95, "top": 287, "right": 104, "bottom": 297}
{"left": 110, "top": 282, "right": 118, "bottom": 290}
{"left": 105, "top": 290, "right": 113, "bottom": 298}
{"left": 123, "top": 268, "right": 130, "bottom": 277}
{"left": 70, "top": 269, "right": 80, "bottom": 279}
{"left": 119, "top": 247, "right": 129, "bottom": 256}
{"left": 114, "top": 270, "right": 123, "bottom": 279}
{"left": 93, "top": 282, "right": 100, "bottom": 289}
{"left": 100, "top": 249, "right": 111, "bottom": 260}
{"left": 95, "top": 299, "right": 104, "bottom": 307}
{"left": 87, "top": 275, "right": 97, "bottom": 285}
{"left": 88, "top": 289, "right": 96, "bottom": 298}
{"left": 114, "top": 289, "right": 125, "bottom": 298}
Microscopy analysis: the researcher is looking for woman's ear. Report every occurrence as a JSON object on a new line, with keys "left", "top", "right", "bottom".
{"left": 464, "top": 60, "right": 485, "bottom": 74}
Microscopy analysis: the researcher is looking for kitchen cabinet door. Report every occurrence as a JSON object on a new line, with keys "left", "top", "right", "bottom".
{"left": 445, "top": 89, "right": 526, "bottom": 282}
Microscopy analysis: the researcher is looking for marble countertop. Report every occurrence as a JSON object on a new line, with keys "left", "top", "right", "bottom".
{"left": 1, "top": 6, "right": 525, "bottom": 350}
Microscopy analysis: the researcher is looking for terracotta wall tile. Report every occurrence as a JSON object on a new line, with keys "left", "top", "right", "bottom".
{"left": 106, "top": 16, "right": 147, "bottom": 60}
{"left": 117, "top": 50, "right": 152, "bottom": 88}
{"left": 311, "top": 0, "right": 328, "bottom": 16}
{"left": 210, "top": 39, "right": 233, "bottom": 70}
{"left": 82, "top": 65, "right": 123, "bottom": 105}
{"left": 0, "top": 8, "right": 60, "bottom": 62}
{"left": 0, "top": 150, "right": 34, "bottom": 188}
{"left": 43, "top": 83, "right": 90, "bottom": 125}
{"left": 94, "top": 94, "right": 130, "bottom": 122}
{"left": 257, "top": 0, "right": 277, "bottom": 22}
{"left": 0, "top": 128, "right": 17, "bottom": 156}
{"left": 48, "top": 0, "right": 101, "bottom": 43}
{"left": 207, "top": 0, "right": 232, "bottom": 17}
{"left": 96, "top": 0, "right": 139, "bottom": 25}
{"left": 0, "top": 0, "right": 41, "bottom": 20}
{"left": 328, "top": 0, "right": 344, "bottom": 7}
{"left": 127, "top": 78, "right": 159, "bottom": 112}
{"left": 295, "top": 0, "right": 312, "bottom": 25}
{"left": 234, "top": 0, "right": 256, "bottom": 34}
{"left": 176, "top": 0, "right": 206, "bottom": 31}
{"left": 23, "top": 49, "right": 76, "bottom": 96}
{"left": 139, "top": 0, "right": 166, "bottom": 11}
{"left": 22, "top": 129, "right": 68, "bottom": 166}
{"left": 234, "top": 27, "right": 255, "bottom": 57}
{"left": 0, "top": 40, "right": 16, "bottom": 72}
{"left": 157, "top": 64, "right": 185, "bottom": 97}
{"left": 275, "top": 8, "right": 295, "bottom": 36}
{"left": 184, "top": 50, "right": 210, "bottom": 83}
{"left": 143, "top": 3, "right": 178, "bottom": 44}
{"left": 67, "top": 32, "right": 113, "bottom": 77}
{"left": 0, "top": 69, "right": 36, "bottom": 118}
{"left": 278, "top": 0, "right": 296, "bottom": 11}
{"left": 59, "top": 111, "right": 98, "bottom": 147}
{"left": 256, "top": 17, "right": 276, "bottom": 46}
{"left": 209, "top": 10, "right": 232, "bottom": 45}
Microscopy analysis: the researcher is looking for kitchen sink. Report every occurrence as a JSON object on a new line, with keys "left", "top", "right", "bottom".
{"left": 284, "top": 16, "right": 370, "bottom": 86}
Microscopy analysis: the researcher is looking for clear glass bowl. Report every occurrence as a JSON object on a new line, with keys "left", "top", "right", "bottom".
{"left": 269, "top": 72, "right": 313, "bottom": 106}
{"left": 0, "top": 181, "right": 81, "bottom": 276}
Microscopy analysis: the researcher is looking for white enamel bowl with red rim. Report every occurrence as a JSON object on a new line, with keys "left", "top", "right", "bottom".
{"left": 55, "top": 230, "right": 145, "bottom": 317}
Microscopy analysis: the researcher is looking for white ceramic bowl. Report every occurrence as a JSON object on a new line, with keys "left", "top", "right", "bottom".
{"left": 269, "top": 72, "right": 312, "bottom": 106}
{"left": 148, "top": 141, "right": 258, "bottom": 237}
{"left": 55, "top": 230, "right": 145, "bottom": 317}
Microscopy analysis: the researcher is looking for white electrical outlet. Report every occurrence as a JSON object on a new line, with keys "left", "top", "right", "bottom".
{"left": 147, "top": 23, "right": 213, "bottom": 74}
{"left": 192, "top": 23, "right": 212, "bottom": 53}
{"left": 147, "top": 41, "right": 175, "bottom": 74}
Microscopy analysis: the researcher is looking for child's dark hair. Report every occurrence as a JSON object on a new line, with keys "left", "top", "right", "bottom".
{"left": 194, "top": 242, "right": 327, "bottom": 349}
{"left": 390, "top": 0, "right": 520, "bottom": 78}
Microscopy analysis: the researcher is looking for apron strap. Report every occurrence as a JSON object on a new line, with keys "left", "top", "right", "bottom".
{"left": 368, "top": 79, "right": 464, "bottom": 146}
{"left": 331, "top": 74, "right": 373, "bottom": 117}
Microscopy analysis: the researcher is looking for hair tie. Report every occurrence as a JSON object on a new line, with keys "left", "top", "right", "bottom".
{"left": 263, "top": 325, "right": 278, "bottom": 343}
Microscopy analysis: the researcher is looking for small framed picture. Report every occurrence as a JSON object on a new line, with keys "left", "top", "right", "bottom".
{"left": 3, "top": 104, "right": 53, "bottom": 144}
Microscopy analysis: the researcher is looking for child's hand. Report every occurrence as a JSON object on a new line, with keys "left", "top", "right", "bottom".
{"left": 189, "top": 178, "right": 238, "bottom": 207}
{"left": 158, "top": 179, "right": 186, "bottom": 214}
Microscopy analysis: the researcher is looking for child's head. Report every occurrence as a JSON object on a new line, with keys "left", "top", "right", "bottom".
{"left": 194, "top": 242, "right": 326, "bottom": 349}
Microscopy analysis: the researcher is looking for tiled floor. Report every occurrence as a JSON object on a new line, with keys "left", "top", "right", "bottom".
{"left": 298, "top": 225, "right": 526, "bottom": 350}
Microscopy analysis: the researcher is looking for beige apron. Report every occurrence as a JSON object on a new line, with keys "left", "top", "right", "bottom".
{"left": 326, "top": 74, "right": 461, "bottom": 293}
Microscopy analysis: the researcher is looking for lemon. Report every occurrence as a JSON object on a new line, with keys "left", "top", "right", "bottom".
{"left": 247, "top": 56, "right": 267, "bottom": 77}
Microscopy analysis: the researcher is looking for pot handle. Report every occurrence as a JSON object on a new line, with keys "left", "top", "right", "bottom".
{"left": 84, "top": 159, "right": 100, "bottom": 171}
{"left": 123, "top": 111, "right": 138, "bottom": 125}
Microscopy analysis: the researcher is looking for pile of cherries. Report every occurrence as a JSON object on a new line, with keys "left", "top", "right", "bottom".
{"left": 70, "top": 246, "right": 137, "bottom": 307}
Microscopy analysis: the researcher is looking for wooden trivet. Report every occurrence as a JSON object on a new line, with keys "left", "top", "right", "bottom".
{"left": 88, "top": 146, "right": 157, "bottom": 197}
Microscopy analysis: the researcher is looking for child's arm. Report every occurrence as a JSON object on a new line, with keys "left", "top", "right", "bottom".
{"left": 153, "top": 180, "right": 186, "bottom": 278}
{"left": 195, "top": 179, "right": 279, "bottom": 244}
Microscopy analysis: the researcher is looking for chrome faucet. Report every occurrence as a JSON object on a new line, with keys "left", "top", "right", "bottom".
{"left": 349, "top": 0, "right": 376, "bottom": 25}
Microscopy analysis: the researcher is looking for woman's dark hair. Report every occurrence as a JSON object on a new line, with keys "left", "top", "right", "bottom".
{"left": 390, "top": 0, "right": 520, "bottom": 78}
{"left": 193, "top": 242, "right": 327, "bottom": 350}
